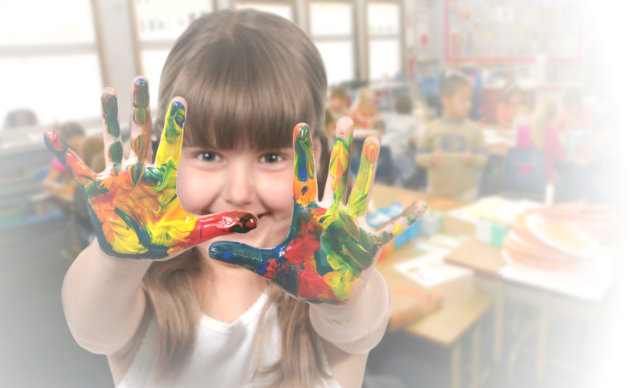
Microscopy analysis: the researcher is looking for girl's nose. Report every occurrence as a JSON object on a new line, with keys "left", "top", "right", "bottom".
{"left": 222, "top": 164, "right": 256, "bottom": 206}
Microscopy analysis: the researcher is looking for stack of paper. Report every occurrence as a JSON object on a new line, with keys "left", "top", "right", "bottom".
{"left": 394, "top": 244, "right": 473, "bottom": 288}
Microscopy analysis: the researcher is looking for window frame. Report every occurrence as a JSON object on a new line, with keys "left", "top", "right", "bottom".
{"left": 365, "top": 0, "right": 406, "bottom": 82}
{"left": 0, "top": 0, "right": 107, "bottom": 128}
{"left": 307, "top": 0, "right": 359, "bottom": 83}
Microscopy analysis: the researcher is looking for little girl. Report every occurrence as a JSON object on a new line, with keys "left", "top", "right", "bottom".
{"left": 516, "top": 101, "right": 566, "bottom": 180}
{"left": 44, "top": 10, "right": 424, "bottom": 388}
{"left": 351, "top": 88, "right": 383, "bottom": 131}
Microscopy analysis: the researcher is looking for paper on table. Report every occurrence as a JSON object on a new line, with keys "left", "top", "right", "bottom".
{"left": 500, "top": 250, "right": 617, "bottom": 302}
{"left": 394, "top": 248, "right": 473, "bottom": 289}
{"left": 448, "top": 196, "right": 541, "bottom": 226}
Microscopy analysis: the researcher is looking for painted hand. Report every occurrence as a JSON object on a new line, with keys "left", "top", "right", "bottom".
{"left": 44, "top": 78, "right": 257, "bottom": 260}
{"left": 209, "top": 117, "right": 427, "bottom": 304}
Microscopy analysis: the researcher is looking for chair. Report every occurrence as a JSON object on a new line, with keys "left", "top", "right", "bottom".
{"left": 500, "top": 147, "right": 547, "bottom": 201}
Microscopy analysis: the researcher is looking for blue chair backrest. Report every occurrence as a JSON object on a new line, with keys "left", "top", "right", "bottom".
{"left": 566, "top": 163, "right": 594, "bottom": 201}
{"left": 501, "top": 147, "right": 547, "bottom": 195}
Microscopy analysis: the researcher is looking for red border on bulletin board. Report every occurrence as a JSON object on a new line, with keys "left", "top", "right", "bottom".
{"left": 444, "top": 0, "right": 583, "bottom": 64}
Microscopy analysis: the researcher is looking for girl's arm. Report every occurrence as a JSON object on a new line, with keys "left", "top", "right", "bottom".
{"left": 62, "top": 240, "right": 151, "bottom": 355}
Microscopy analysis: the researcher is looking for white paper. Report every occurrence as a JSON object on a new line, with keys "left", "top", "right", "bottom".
{"left": 394, "top": 250, "right": 473, "bottom": 289}
{"left": 500, "top": 250, "right": 617, "bottom": 302}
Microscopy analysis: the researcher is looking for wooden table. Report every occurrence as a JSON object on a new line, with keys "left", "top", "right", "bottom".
{"left": 445, "top": 229, "right": 624, "bottom": 387}
{"left": 370, "top": 185, "right": 494, "bottom": 388}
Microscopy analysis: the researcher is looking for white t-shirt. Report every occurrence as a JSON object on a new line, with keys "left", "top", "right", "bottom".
{"left": 381, "top": 112, "right": 419, "bottom": 157}
{"left": 117, "top": 291, "right": 342, "bottom": 388}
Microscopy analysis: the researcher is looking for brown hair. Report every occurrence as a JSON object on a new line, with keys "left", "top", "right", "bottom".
{"left": 530, "top": 100, "right": 558, "bottom": 150}
{"left": 393, "top": 94, "right": 412, "bottom": 114}
{"left": 328, "top": 85, "right": 349, "bottom": 101}
{"left": 563, "top": 88, "right": 583, "bottom": 105}
{"left": 440, "top": 74, "right": 471, "bottom": 98}
{"left": 144, "top": 9, "right": 332, "bottom": 387}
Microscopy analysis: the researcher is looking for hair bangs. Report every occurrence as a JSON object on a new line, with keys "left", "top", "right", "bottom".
{"left": 171, "top": 29, "right": 318, "bottom": 151}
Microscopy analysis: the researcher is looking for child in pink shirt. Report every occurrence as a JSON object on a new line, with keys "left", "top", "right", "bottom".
{"left": 516, "top": 101, "right": 566, "bottom": 180}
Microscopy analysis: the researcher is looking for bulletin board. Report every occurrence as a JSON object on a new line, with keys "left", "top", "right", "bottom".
{"left": 445, "top": 0, "right": 583, "bottom": 63}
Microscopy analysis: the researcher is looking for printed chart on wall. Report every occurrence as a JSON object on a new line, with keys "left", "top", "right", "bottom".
{"left": 445, "top": 0, "right": 582, "bottom": 63}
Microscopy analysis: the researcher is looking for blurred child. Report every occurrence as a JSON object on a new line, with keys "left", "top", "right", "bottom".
{"left": 325, "top": 108, "right": 337, "bottom": 146}
{"left": 516, "top": 101, "right": 566, "bottom": 180}
{"left": 555, "top": 88, "right": 596, "bottom": 133}
{"left": 326, "top": 85, "right": 350, "bottom": 121}
{"left": 381, "top": 95, "right": 419, "bottom": 186}
{"left": 497, "top": 83, "right": 528, "bottom": 128}
{"left": 588, "top": 126, "right": 627, "bottom": 207}
{"left": 352, "top": 87, "right": 383, "bottom": 131}
{"left": 43, "top": 122, "right": 85, "bottom": 200}
{"left": 416, "top": 75, "right": 488, "bottom": 200}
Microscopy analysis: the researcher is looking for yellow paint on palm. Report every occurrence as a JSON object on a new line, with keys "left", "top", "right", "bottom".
{"left": 329, "top": 127, "right": 353, "bottom": 205}
{"left": 391, "top": 223, "right": 405, "bottom": 236}
{"left": 348, "top": 139, "right": 379, "bottom": 218}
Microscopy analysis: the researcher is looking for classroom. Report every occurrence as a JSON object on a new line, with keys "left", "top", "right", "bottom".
{"left": 0, "top": 1, "right": 633, "bottom": 387}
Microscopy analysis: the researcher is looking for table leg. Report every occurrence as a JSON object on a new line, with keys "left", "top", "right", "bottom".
{"left": 471, "top": 324, "right": 482, "bottom": 388}
{"left": 534, "top": 291, "right": 550, "bottom": 387}
{"left": 492, "top": 279, "right": 504, "bottom": 388}
{"left": 573, "top": 321, "right": 587, "bottom": 387}
{"left": 451, "top": 341, "right": 462, "bottom": 388}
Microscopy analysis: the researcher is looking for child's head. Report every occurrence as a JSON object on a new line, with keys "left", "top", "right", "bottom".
{"left": 440, "top": 75, "right": 472, "bottom": 120}
{"left": 80, "top": 136, "right": 105, "bottom": 173}
{"left": 355, "top": 87, "right": 376, "bottom": 110}
{"left": 530, "top": 100, "right": 558, "bottom": 149}
{"left": 563, "top": 88, "right": 583, "bottom": 109}
{"left": 57, "top": 122, "right": 85, "bottom": 155}
{"left": 503, "top": 83, "right": 523, "bottom": 107}
{"left": 325, "top": 108, "right": 336, "bottom": 142}
{"left": 327, "top": 85, "right": 348, "bottom": 112}
{"left": 156, "top": 9, "right": 328, "bottom": 250}
{"left": 393, "top": 94, "right": 412, "bottom": 115}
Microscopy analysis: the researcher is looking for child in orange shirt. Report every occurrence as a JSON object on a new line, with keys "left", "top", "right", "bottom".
{"left": 555, "top": 88, "right": 596, "bottom": 133}
{"left": 497, "top": 82, "right": 522, "bottom": 129}
{"left": 351, "top": 87, "right": 383, "bottom": 131}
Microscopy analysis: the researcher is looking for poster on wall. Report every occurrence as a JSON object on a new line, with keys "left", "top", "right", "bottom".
{"left": 415, "top": 0, "right": 430, "bottom": 60}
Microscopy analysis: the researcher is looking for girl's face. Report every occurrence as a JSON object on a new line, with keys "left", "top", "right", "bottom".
{"left": 178, "top": 141, "right": 298, "bottom": 252}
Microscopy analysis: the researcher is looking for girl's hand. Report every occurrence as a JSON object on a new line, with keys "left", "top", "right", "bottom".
{"left": 209, "top": 117, "right": 427, "bottom": 304}
{"left": 44, "top": 78, "right": 257, "bottom": 260}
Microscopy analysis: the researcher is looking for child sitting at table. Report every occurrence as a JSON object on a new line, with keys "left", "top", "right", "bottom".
{"left": 381, "top": 95, "right": 419, "bottom": 187}
{"left": 326, "top": 85, "right": 350, "bottom": 122}
{"left": 516, "top": 101, "right": 566, "bottom": 181}
{"left": 416, "top": 75, "right": 487, "bottom": 200}
{"left": 352, "top": 87, "right": 383, "bottom": 131}
{"left": 43, "top": 122, "right": 85, "bottom": 201}
{"left": 555, "top": 88, "right": 596, "bottom": 133}
{"left": 588, "top": 126, "right": 627, "bottom": 209}
{"left": 497, "top": 83, "right": 529, "bottom": 128}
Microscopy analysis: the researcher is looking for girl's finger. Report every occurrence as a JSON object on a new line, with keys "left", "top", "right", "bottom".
{"left": 373, "top": 200, "right": 428, "bottom": 245}
{"left": 184, "top": 211, "right": 258, "bottom": 249}
{"left": 44, "top": 130, "right": 97, "bottom": 185}
{"left": 292, "top": 123, "right": 317, "bottom": 206}
{"left": 348, "top": 137, "right": 380, "bottom": 219}
{"left": 323, "top": 117, "right": 353, "bottom": 209}
{"left": 155, "top": 98, "right": 187, "bottom": 168}
{"left": 128, "top": 77, "right": 152, "bottom": 184}
{"left": 100, "top": 88, "right": 124, "bottom": 173}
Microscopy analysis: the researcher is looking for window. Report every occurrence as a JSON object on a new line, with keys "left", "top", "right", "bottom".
{"left": 367, "top": 1, "right": 402, "bottom": 81}
{"left": 0, "top": 0, "right": 102, "bottom": 127}
{"left": 233, "top": 2, "right": 295, "bottom": 22}
{"left": 308, "top": 1, "right": 356, "bottom": 85}
{"left": 133, "top": 0, "right": 214, "bottom": 108}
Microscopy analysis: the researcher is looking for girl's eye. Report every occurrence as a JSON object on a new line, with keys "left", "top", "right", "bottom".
{"left": 197, "top": 151, "right": 221, "bottom": 162}
{"left": 259, "top": 153, "right": 284, "bottom": 164}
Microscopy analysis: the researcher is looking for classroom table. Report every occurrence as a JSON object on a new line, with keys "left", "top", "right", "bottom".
{"left": 370, "top": 185, "right": 494, "bottom": 388}
{"left": 443, "top": 226, "right": 612, "bottom": 385}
